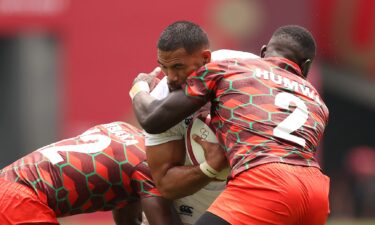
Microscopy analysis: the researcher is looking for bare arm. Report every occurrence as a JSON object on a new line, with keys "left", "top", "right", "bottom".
{"left": 112, "top": 193, "right": 182, "bottom": 225}
{"left": 142, "top": 197, "right": 183, "bottom": 225}
{"left": 146, "top": 139, "right": 212, "bottom": 200}
{"left": 133, "top": 90, "right": 206, "bottom": 134}
{"left": 112, "top": 202, "right": 142, "bottom": 225}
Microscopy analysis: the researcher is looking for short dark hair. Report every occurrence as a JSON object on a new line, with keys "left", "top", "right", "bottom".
{"left": 272, "top": 25, "right": 316, "bottom": 60}
{"left": 157, "top": 21, "right": 209, "bottom": 54}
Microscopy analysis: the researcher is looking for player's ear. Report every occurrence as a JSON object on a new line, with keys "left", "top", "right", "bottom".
{"left": 260, "top": 45, "right": 267, "bottom": 58}
{"left": 301, "top": 59, "right": 312, "bottom": 77}
{"left": 202, "top": 49, "right": 211, "bottom": 64}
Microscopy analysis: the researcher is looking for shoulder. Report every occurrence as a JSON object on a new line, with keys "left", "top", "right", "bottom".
{"left": 150, "top": 76, "right": 169, "bottom": 100}
{"left": 211, "top": 49, "right": 259, "bottom": 61}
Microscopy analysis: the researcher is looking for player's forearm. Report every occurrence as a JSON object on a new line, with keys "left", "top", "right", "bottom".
{"left": 133, "top": 91, "right": 205, "bottom": 134}
{"left": 132, "top": 92, "right": 178, "bottom": 133}
{"left": 142, "top": 197, "right": 183, "bottom": 225}
{"left": 132, "top": 92, "right": 159, "bottom": 132}
{"left": 156, "top": 165, "right": 212, "bottom": 200}
{"left": 112, "top": 203, "right": 142, "bottom": 225}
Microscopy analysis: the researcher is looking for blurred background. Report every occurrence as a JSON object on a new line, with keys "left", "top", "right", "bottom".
{"left": 0, "top": 0, "right": 374, "bottom": 224}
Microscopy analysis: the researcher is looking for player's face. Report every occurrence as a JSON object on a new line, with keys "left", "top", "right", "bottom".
{"left": 157, "top": 48, "right": 209, "bottom": 91}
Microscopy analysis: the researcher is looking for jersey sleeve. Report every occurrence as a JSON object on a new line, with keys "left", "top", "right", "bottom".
{"left": 182, "top": 63, "right": 225, "bottom": 100}
{"left": 184, "top": 50, "right": 258, "bottom": 99}
{"left": 131, "top": 161, "right": 161, "bottom": 198}
{"left": 184, "top": 50, "right": 258, "bottom": 100}
{"left": 144, "top": 123, "right": 184, "bottom": 146}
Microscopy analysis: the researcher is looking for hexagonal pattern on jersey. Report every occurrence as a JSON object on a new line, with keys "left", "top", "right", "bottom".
{"left": 0, "top": 122, "right": 159, "bottom": 216}
{"left": 184, "top": 58, "right": 329, "bottom": 177}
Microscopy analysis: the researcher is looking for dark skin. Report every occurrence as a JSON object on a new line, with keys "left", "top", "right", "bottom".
{"left": 132, "top": 37, "right": 314, "bottom": 147}
{"left": 112, "top": 202, "right": 142, "bottom": 225}
{"left": 141, "top": 197, "right": 182, "bottom": 225}
{"left": 260, "top": 36, "right": 312, "bottom": 77}
{"left": 133, "top": 90, "right": 204, "bottom": 134}
{"left": 112, "top": 191, "right": 183, "bottom": 225}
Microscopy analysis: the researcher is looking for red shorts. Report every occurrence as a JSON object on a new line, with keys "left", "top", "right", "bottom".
{"left": 0, "top": 178, "right": 59, "bottom": 225}
{"left": 208, "top": 163, "right": 330, "bottom": 225}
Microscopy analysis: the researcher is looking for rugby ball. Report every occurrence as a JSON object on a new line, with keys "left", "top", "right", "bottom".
{"left": 185, "top": 113, "right": 230, "bottom": 181}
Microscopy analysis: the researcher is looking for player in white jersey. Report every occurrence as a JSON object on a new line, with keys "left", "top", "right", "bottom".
{"left": 144, "top": 49, "right": 258, "bottom": 225}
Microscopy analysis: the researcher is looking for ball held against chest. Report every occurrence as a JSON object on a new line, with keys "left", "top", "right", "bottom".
{"left": 185, "top": 113, "right": 230, "bottom": 181}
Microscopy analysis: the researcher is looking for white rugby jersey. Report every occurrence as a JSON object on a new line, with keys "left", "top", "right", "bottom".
{"left": 144, "top": 50, "right": 259, "bottom": 225}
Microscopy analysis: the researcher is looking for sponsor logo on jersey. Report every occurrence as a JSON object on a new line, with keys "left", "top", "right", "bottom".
{"left": 179, "top": 205, "right": 194, "bottom": 217}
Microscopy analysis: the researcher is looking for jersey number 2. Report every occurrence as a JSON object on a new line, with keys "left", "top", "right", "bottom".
{"left": 273, "top": 92, "right": 308, "bottom": 147}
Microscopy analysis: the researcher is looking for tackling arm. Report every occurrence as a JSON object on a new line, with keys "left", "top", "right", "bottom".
{"left": 112, "top": 192, "right": 183, "bottom": 225}
{"left": 142, "top": 197, "right": 183, "bottom": 225}
{"left": 112, "top": 202, "right": 142, "bottom": 225}
{"left": 133, "top": 90, "right": 205, "bottom": 134}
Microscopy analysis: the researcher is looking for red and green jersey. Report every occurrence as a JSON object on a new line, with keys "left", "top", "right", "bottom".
{"left": 183, "top": 57, "right": 329, "bottom": 179}
{"left": 0, "top": 122, "right": 159, "bottom": 217}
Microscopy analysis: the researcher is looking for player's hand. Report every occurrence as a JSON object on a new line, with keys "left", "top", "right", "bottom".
{"left": 193, "top": 135, "right": 228, "bottom": 172}
{"left": 133, "top": 67, "right": 161, "bottom": 91}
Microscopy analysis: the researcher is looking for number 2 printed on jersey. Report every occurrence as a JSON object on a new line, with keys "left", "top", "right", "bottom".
{"left": 273, "top": 92, "right": 309, "bottom": 147}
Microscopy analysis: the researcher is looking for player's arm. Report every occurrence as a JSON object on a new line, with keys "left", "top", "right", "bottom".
{"left": 142, "top": 197, "right": 183, "bottom": 225}
{"left": 112, "top": 202, "right": 142, "bottom": 225}
{"left": 133, "top": 90, "right": 205, "bottom": 134}
{"left": 112, "top": 198, "right": 182, "bottom": 225}
{"left": 131, "top": 64, "right": 220, "bottom": 134}
{"left": 146, "top": 139, "right": 214, "bottom": 200}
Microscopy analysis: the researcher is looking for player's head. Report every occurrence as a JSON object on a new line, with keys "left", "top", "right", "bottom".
{"left": 260, "top": 25, "right": 316, "bottom": 77}
{"left": 157, "top": 21, "right": 211, "bottom": 91}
